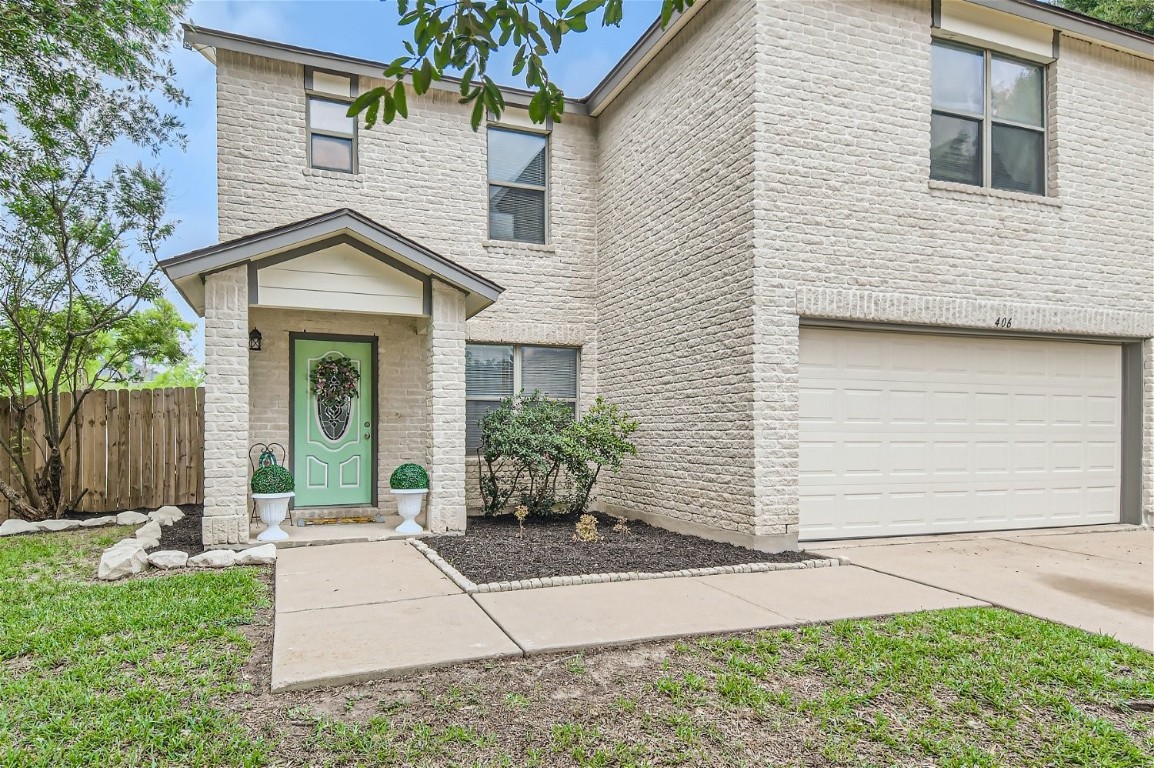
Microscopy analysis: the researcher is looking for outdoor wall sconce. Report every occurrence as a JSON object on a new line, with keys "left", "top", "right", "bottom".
{"left": 249, "top": 328, "right": 262, "bottom": 351}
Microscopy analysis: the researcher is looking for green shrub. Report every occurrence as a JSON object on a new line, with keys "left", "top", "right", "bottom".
{"left": 251, "top": 465, "right": 294, "bottom": 494}
{"left": 389, "top": 463, "right": 429, "bottom": 490}
{"left": 477, "top": 392, "right": 638, "bottom": 518}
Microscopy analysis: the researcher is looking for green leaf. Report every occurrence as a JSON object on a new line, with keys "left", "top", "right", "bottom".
{"left": 364, "top": 97, "right": 380, "bottom": 129}
{"left": 346, "top": 86, "right": 386, "bottom": 118}
{"left": 392, "top": 81, "right": 408, "bottom": 118}
{"left": 459, "top": 63, "right": 476, "bottom": 95}
{"left": 382, "top": 92, "right": 397, "bottom": 124}
{"left": 470, "top": 94, "right": 486, "bottom": 131}
{"left": 660, "top": 0, "right": 676, "bottom": 28}
{"left": 567, "top": 13, "right": 588, "bottom": 33}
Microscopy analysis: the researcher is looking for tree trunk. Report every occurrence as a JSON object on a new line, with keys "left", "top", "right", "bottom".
{"left": 33, "top": 447, "right": 65, "bottom": 519}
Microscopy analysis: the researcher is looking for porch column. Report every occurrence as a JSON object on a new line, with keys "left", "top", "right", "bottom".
{"left": 202, "top": 266, "right": 250, "bottom": 546}
{"left": 425, "top": 279, "right": 467, "bottom": 533}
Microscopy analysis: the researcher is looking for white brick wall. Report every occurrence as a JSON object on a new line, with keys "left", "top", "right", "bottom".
{"left": 207, "top": 0, "right": 1153, "bottom": 546}
{"left": 595, "top": 0, "right": 765, "bottom": 541}
{"left": 426, "top": 280, "right": 468, "bottom": 532}
{"left": 202, "top": 267, "right": 250, "bottom": 545}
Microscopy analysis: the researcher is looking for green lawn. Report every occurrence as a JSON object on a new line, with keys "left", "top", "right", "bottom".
{"left": 1, "top": 527, "right": 1151, "bottom": 767}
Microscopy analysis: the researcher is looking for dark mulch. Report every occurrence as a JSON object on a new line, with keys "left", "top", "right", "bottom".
{"left": 426, "top": 511, "right": 818, "bottom": 584}
{"left": 64, "top": 504, "right": 205, "bottom": 555}
{"left": 150, "top": 504, "right": 205, "bottom": 555}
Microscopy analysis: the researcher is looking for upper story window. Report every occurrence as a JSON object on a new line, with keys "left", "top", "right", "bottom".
{"left": 487, "top": 128, "right": 548, "bottom": 244}
{"left": 930, "top": 41, "right": 1046, "bottom": 195}
{"left": 465, "top": 343, "right": 578, "bottom": 452}
{"left": 306, "top": 68, "right": 357, "bottom": 173}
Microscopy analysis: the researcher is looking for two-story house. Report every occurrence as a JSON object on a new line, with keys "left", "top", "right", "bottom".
{"left": 162, "top": 0, "right": 1154, "bottom": 551}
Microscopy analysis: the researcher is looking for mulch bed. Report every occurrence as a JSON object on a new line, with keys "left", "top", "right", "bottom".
{"left": 425, "top": 512, "right": 817, "bottom": 584}
{"left": 64, "top": 504, "right": 205, "bottom": 555}
{"left": 150, "top": 504, "right": 205, "bottom": 555}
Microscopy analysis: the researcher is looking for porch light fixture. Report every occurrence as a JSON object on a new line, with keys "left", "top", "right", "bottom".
{"left": 249, "top": 328, "right": 262, "bottom": 351}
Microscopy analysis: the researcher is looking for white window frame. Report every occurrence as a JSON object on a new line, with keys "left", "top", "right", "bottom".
{"left": 465, "top": 343, "right": 579, "bottom": 453}
{"left": 486, "top": 127, "right": 550, "bottom": 244}
{"left": 305, "top": 67, "right": 358, "bottom": 174}
{"left": 930, "top": 40, "right": 1047, "bottom": 195}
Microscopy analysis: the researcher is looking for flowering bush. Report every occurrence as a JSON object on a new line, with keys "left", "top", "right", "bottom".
{"left": 310, "top": 356, "right": 360, "bottom": 405}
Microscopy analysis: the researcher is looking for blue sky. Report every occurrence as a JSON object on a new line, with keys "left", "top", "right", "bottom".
{"left": 158, "top": 0, "right": 662, "bottom": 358}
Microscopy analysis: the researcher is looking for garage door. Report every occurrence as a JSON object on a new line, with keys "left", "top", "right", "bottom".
{"left": 799, "top": 328, "right": 1122, "bottom": 541}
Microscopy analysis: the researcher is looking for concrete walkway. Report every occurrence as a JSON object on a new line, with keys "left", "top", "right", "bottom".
{"left": 271, "top": 541, "right": 981, "bottom": 691}
{"left": 816, "top": 528, "right": 1154, "bottom": 652}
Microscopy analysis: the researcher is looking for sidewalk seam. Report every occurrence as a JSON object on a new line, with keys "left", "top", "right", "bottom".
{"left": 842, "top": 561, "right": 994, "bottom": 609}
{"left": 468, "top": 594, "right": 528, "bottom": 658}
{"left": 695, "top": 578, "right": 801, "bottom": 624}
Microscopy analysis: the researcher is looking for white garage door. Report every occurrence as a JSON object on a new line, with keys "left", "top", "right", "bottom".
{"left": 799, "top": 328, "right": 1122, "bottom": 541}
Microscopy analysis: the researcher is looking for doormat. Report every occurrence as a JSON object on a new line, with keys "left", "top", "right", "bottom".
{"left": 303, "top": 516, "right": 380, "bottom": 526}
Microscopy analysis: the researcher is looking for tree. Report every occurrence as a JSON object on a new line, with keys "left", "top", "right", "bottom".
{"left": 0, "top": 1, "right": 188, "bottom": 520}
{"left": 1059, "top": 0, "right": 1154, "bottom": 36}
{"left": 350, "top": 0, "right": 695, "bottom": 131}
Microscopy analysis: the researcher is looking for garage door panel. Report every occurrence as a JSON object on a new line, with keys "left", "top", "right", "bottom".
{"left": 799, "top": 329, "right": 1122, "bottom": 540}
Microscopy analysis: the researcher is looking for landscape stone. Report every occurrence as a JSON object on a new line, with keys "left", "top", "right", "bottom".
{"left": 79, "top": 516, "right": 117, "bottom": 528}
{"left": 148, "top": 550, "right": 189, "bottom": 569}
{"left": 116, "top": 510, "right": 149, "bottom": 525}
{"left": 188, "top": 549, "right": 237, "bottom": 568}
{"left": 97, "top": 539, "right": 149, "bottom": 580}
{"left": 135, "top": 520, "right": 163, "bottom": 542}
{"left": 36, "top": 519, "right": 81, "bottom": 532}
{"left": 235, "top": 544, "right": 277, "bottom": 565}
{"left": 149, "top": 506, "right": 185, "bottom": 526}
{"left": 0, "top": 519, "right": 39, "bottom": 536}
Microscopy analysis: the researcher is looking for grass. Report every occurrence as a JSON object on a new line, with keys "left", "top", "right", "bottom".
{"left": 0, "top": 526, "right": 271, "bottom": 767}
{"left": 1, "top": 528, "right": 1151, "bottom": 767}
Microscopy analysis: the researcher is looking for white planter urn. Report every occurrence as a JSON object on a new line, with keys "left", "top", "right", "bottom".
{"left": 253, "top": 492, "right": 294, "bottom": 542}
{"left": 391, "top": 489, "right": 427, "bottom": 534}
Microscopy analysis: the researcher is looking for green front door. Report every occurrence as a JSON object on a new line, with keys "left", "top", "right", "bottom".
{"left": 292, "top": 337, "right": 374, "bottom": 507}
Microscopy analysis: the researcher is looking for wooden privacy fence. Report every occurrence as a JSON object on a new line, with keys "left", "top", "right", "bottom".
{"left": 0, "top": 387, "right": 204, "bottom": 520}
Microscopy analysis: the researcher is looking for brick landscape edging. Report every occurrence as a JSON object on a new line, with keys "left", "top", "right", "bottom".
{"left": 408, "top": 538, "right": 843, "bottom": 595}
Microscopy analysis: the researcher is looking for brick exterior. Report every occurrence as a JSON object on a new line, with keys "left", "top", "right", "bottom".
{"left": 200, "top": 0, "right": 1153, "bottom": 548}
{"left": 202, "top": 267, "right": 250, "bottom": 545}
{"left": 426, "top": 280, "right": 468, "bottom": 532}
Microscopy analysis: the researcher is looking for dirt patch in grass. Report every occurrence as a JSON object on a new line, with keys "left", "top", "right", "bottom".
{"left": 216, "top": 606, "right": 1154, "bottom": 768}
{"left": 425, "top": 512, "right": 815, "bottom": 584}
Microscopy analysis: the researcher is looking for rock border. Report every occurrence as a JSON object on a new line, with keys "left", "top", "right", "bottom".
{"left": 82, "top": 506, "right": 277, "bottom": 580}
{"left": 408, "top": 539, "right": 847, "bottom": 595}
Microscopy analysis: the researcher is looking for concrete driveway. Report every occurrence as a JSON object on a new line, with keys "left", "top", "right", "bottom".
{"left": 816, "top": 528, "right": 1154, "bottom": 652}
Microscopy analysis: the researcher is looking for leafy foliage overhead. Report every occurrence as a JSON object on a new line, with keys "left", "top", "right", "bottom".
{"left": 0, "top": 0, "right": 188, "bottom": 520}
{"left": 1059, "top": 0, "right": 1154, "bottom": 36}
{"left": 350, "top": 0, "right": 695, "bottom": 131}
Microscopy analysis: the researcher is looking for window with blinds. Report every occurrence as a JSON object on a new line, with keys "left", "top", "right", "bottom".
{"left": 306, "top": 68, "right": 357, "bottom": 173}
{"left": 487, "top": 128, "right": 547, "bottom": 244}
{"left": 465, "top": 343, "right": 578, "bottom": 452}
{"left": 930, "top": 41, "right": 1045, "bottom": 195}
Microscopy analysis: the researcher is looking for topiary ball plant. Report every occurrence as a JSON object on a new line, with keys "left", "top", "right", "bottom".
{"left": 389, "top": 463, "right": 429, "bottom": 490}
{"left": 251, "top": 465, "right": 295, "bottom": 495}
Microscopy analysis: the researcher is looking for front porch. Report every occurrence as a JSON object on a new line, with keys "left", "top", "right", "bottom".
{"left": 249, "top": 516, "right": 437, "bottom": 548}
{"left": 160, "top": 209, "right": 504, "bottom": 546}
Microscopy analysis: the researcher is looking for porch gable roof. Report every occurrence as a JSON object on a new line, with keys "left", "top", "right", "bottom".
{"left": 160, "top": 208, "right": 504, "bottom": 318}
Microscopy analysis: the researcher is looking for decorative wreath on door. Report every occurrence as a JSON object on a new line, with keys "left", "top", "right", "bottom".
{"left": 309, "top": 355, "right": 361, "bottom": 441}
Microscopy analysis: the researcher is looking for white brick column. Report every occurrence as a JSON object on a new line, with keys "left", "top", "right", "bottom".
{"left": 202, "top": 266, "right": 250, "bottom": 545}
{"left": 426, "top": 279, "right": 467, "bottom": 533}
